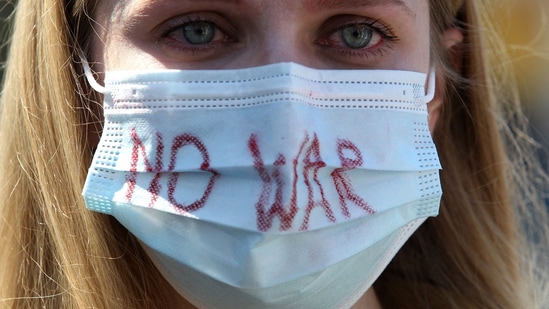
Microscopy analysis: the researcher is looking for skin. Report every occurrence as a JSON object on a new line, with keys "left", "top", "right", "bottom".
{"left": 92, "top": 0, "right": 431, "bottom": 72}
{"left": 90, "top": 0, "right": 461, "bottom": 307}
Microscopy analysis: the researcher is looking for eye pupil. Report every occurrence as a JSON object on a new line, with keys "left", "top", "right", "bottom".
{"left": 183, "top": 21, "right": 216, "bottom": 45}
{"left": 341, "top": 25, "right": 372, "bottom": 49}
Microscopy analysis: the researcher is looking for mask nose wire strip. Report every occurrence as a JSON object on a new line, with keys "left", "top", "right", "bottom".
{"left": 78, "top": 56, "right": 436, "bottom": 101}
{"left": 80, "top": 52, "right": 107, "bottom": 94}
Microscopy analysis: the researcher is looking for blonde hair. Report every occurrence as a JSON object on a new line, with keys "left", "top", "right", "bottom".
{"left": 0, "top": 0, "right": 547, "bottom": 308}
{"left": 376, "top": 1, "right": 549, "bottom": 308}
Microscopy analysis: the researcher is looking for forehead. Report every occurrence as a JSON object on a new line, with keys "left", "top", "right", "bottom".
{"left": 112, "top": 0, "right": 425, "bottom": 16}
{"left": 130, "top": 0, "right": 416, "bottom": 9}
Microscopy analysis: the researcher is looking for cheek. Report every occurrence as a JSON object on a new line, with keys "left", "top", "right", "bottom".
{"left": 101, "top": 31, "right": 178, "bottom": 71}
{"left": 90, "top": 0, "right": 159, "bottom": 71}
{"left": 376, "top": 5, "right": 431, "bottom": 72}
{"left": 402, "top": 0, "right": 431, "bottom": 72}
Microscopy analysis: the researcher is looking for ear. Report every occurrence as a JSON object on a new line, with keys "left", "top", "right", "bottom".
{"left": 427, "top": 69, "right": 444, "bottom": 133}
{"left": 428, "top": 27, "right": 464, "bottom": 133}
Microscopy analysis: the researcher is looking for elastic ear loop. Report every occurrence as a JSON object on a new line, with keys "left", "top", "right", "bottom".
{"left": 424, "top": 67, "right": 436, "bottom": 104}
{"left": 80, "top": 52, "right": 107, "bottom": 94}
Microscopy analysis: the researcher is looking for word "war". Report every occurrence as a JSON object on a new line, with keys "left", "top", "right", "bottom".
{"left": 124, "top": 128, "right": 375, "bottom": 232}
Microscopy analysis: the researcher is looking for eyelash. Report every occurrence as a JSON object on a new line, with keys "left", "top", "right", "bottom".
{"left": 157, "top": 15, "right": 237, "bottom": 56}
{"left": 156, "top": 14, "right": 399, "bottom": 62}
{"left": 316, "top": 17, "right": 399, "bottom": 60}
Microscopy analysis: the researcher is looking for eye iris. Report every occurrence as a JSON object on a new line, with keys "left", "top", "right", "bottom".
{"left": 341, "top": 25, "right": 372, "bottom": 49}
{"left": 183, "top": 22, "right": 216, "bottom": 44}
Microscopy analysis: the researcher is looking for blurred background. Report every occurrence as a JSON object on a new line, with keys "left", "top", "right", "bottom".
{"left": 0, "top": 0, "right": 12, "bottom": 80}
{"left": 0, "top": 0, "right": 548, "bottom": 156}
{"left": 496, "top": 0, "right": 549, "bottom": 160}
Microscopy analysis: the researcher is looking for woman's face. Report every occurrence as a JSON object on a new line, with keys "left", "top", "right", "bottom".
{"left": 89, "top": 1, "right": 434, "bottom": 307}
{"left": 92, "top": 0, "right": 431, "bottom": 73}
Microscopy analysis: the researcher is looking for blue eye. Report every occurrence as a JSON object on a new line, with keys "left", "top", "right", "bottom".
{"left": 317, "top": 18, "right": 395, "bottom": 54}
{"left": 160, "top": 15, "right": 233, "bottom": 50}
{"left": 183, "top": 21, "right": 216, "bottom": 45}
{"left": 340, "top": 24, "right": 373, "bottom": 49}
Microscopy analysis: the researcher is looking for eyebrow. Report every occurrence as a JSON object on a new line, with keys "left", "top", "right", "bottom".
{"left": 304, "top": 0, "right": 413, "bottom": 15}
{"left": 192, "top": 0, "right": 241, "bottom": 3}
{"left": 133, "top": 0, "right": 412, "bottom": 15}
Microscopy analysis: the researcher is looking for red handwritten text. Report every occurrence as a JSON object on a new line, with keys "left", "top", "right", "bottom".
{"left": 249, "top": 133, "right": 375, "bottom": 232}
{"left": 123, "top": 127, "right": 374, "bottom": 231}
{"left": 125, "top": 127, "right": 219, "bottom": 213}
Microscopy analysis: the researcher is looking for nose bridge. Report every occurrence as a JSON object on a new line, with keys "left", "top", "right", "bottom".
{"left": 263, "top": 30, "right": 306, "bottom": 65}
{"left": 246, "top": 9, "right": 316, "bottom": 68}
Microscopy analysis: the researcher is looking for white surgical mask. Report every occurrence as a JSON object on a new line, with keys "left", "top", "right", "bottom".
{"left": 82, "top": 62, "right": 441, "bottom": 309}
